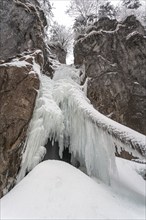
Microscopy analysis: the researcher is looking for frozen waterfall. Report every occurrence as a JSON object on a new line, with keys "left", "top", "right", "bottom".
{"left": 17, "top": 64, "right": 146, "bottom": 185}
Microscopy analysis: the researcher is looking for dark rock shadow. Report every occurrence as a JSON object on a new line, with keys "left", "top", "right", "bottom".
{"left": 43, "top": 139, "right": 71, "bottom": 164}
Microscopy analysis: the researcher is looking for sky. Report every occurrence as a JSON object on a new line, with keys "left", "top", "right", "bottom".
{"left": 50, "top": 0, "right": 146, "bottom": 27}
{"left": 49, "top": 0, "right": 74, "bottom": 64}
{"left": 50, "top": 0, "right": 74, "bottom": 27}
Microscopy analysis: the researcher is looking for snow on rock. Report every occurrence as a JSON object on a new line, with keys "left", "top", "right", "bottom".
{"left": 1, "top": 60, "right": 29, "bottom": 68}
{"left": 0, "top": 50, "right": 43, "bottom": 77}
{"left": 1, "top": 160, "right": 145, "bottom": 220}
{"left": 126, "top": 31, "right": 142, "bottom": 40}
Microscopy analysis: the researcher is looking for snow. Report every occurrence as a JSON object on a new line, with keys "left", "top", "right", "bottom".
{"left": 1, "top": 159, "right": 145, "bottom": 220}
{"left": 1, "top": 60, "right": 29, "bottom": 67}
{"left": 53, "top": 64, "right": 80, "bottom": 84}
{"left": 116, "top": 1, "right": 146, "bottom": 27}
{"left": 0, "top": 57, "right": 31, "bottom": 68}
{"left": 126, "top": 31, "right": 140, "bottom": 40}
{"left": 17, "top": 63, "right": 146, "bottom": 186}
{"left": 134, "top": 81, "right": 140, "bottom": 85}
{"left": 1, "top": 59, "right": 146, "bottom": 219}
{"left": 115, "top": 157, "right": 146, "bottom": 198}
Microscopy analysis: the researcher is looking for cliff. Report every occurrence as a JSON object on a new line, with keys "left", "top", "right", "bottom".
{"left": 0, "top": 0, "right": 53, "bottom": 76}
{"left": 74, "top": 15, "right": 146, "bottom": 135}
{"left": 0, "top": 0, "right": 52, "bottom": 197}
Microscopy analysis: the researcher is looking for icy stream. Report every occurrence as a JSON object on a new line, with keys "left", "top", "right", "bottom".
{"left": 17, "top": 64, "right": 146, "bottom": 185}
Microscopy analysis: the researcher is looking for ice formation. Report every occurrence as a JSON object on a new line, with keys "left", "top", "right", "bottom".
{"left": 17, "top": 64, "right": 146, "bottom": 185}
{"left": 17, "top": 75, "right": 64, "bottom": 182}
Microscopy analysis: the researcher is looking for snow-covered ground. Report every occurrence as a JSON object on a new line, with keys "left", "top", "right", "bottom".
{"left": 1, "top": 158, "right": 145, "bottom": 220}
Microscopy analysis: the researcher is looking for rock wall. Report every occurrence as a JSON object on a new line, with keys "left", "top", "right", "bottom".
{"left": 74, "top": 16, "right": 146, "bottom": 135}
{"left": 0, "top": 51, "right": 44, "bottom": 198}
{"left": 0, "top": 0, "right": 53, "bottom": 197}
{"left": 49, "top": 43, "right": 67, "bottom": 64}
{"left": 0, "top": 0, "right": 53, "bottom": 76}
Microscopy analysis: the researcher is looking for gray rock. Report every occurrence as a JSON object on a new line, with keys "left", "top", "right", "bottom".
{"left": 49, "top": 43, "right": 67, "bottom": 64}
{"left": 74, "top": 15, "right": 146, "bottom": 135}
{"left": 0, "top": 0, "right": 52, "bottom": 76}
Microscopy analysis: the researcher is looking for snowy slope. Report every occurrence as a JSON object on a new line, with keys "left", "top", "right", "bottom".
{"left": 1, "top": 159, "right": 145, "bottom": 220}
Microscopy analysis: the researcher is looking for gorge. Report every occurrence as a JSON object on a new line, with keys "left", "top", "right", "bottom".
{"left": 0, "top": 0, "right": 146, "bottom": 219}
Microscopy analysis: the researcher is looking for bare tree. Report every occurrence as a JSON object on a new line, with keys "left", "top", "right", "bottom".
{"left": 67, "top": 0, "right": 118, "bottom": 37}
{"left": 66, "top": 0, "right": 100, "bottom": 19}
{"left": 39, "top": 0, "right": 53, "bottom": 26}
{"left": 98, "top": 1, "right": 117, "bottom": 19}
{"left": 116, "top": 0, "right": 146, "bottom": 27}
{"left": 49, "top": 22, "right": 73, "bottom": 52}
{"left": 122, "top": 0, "right": 141, "bottom": 9}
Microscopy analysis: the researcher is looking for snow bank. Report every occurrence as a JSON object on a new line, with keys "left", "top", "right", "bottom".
{"left": 115, "top": 157, "right": 146, "bottom": 198}
{"left": 1, "top": 160, "right": 145, "bottom": 220}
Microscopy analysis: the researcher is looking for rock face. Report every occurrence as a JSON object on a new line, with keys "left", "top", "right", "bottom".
{"left": 49, "top": 43, "right": 67, "bottom": 64}
{"left": 74, "top": 16, "right": 146, "bottom": 135}
{"left": 0, "top": 0, "right": 55, "bottom": 197}
{"left": 0, "top": 50, "right": 43, "bottom": 198}
{"left": 0, "top": 0, "right": 52, "bottom": 76}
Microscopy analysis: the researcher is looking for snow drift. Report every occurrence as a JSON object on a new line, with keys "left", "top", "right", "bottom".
{"left": 1, "top": 159, "right": 146, "bottom": 220}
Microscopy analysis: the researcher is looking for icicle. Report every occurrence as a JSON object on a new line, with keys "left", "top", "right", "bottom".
{"left": 53, "top": 80, "right": 117, "bottom": 184}
{"left": 53, "top": 76, "right": 146, "bottom": 184}
{"left": 17, "top": 75, "right": 64, "bottom": 182}
{"left": 82, "top": 76, "right": 89, "bottom": 96}
{"left": 17, "top": 64, "right": 146, "bottom": 186}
